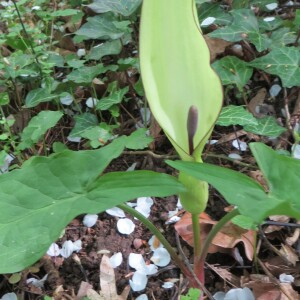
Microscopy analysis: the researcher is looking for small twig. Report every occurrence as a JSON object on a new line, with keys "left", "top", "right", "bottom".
{"left": 263, "top": 221, "right": 300, "bottom": 228}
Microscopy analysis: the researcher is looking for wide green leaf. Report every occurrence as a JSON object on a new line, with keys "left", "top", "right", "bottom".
{"left": 86, "top": 0, "right": 142, "bottom": 16}
{"left": 140, "top": 0, "right": 223, "bottom": 161}
{"left": 0, "top": 139, "right": 184, "bottom": 273}
{"left": 212, "top": 56, "right": 253, "bottom": 91}
{"left": 25, "top": 88, "right": 58, "bottom": 108}
{"left": 69, "top": 113, "right": 98, "bottom": 138}
{"left": 248, "top": 47, "right": 300, "bottom": 87}
{"left": 216, "top": 105, "right": 258, "bottom": 127}
{"left": 87, "top": 40, "right": 122, "bottom": 61}
{"left": 18, "top": 111, "right": 63, "bottom": 150}
{"left": 167, "top": 143, "right": 300, "bottom": 223}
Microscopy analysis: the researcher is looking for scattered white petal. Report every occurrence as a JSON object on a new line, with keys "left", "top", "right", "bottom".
{"left": 77, "top": 48, "right": 86, "bottom": 57}
{"left": 126, "top": 202, "right": 137, "bottom": 208}
{"left": 177, "top": 198, "right": 183, "bottom": 210}
{"left": 73, "top": 240, "right": 82, "bottom": 252}
{"left": 1, "top": 293, "right": 18, "bottom": 300}
{"left": 83, "top": 214, "right": 98, "bottom": 227}
{"left": 135, "top": 197, "right": 153, "bottom": 218}
{"left": 151, "top": 248, "right": 171, "bottom": 267}
{"left": 232, "top": 139, "right": 247, "bottom": 151}
{"left": 224, "top": 287, "right": 255, "bottom": 300}
{"left": 292, "top": 144, "right": 300, "bottom": 159}
{"left": 110, "top": 252, "right": 123, "bottom": 268}
{"left": 201, "top": 17, "right": 216, "bottom": 27}
{"left": 106, "top": 207, "right": 126, "bottom": 218}
{"left": 213, "top": 291, "right": 226, "bottom": 300}
{"left": 269, "top": 84, "right": 282, "bottom": 97}
{"left": 126, "top": 162, "right": 137, "bottom": 171}
{"left": 0, "top": 154, "right": 14, "bottom": 173}
{"left": 162, "top": 282, "right": 174, "bottom": 289}
{"left": 31, "top": 5, "right": 41, "bottom": 10}
{"left": 263, "top": 16, "right": 275, "bottom": 22}
{"left": 97, "top": 249, "right": 110, "bottom": 254}
{"left": 129, "top": 271, "right": 148, "bottom": 291}
{"left": 47, "top": 243, "right": 60, "bottom": 257}
{"left": 136, "top": 294, "right": 148, "bottom": 300}
{"left": 67, "top": 136, "right": 81, "bottom": 143}
{"left": 60, "top": 93, "right": 73, "bottom": 105}
{"left": 228, "top": 153, "right": 242, "bottom": 160}
{"left": 117, "top": 218, "right": 135, "bottom": 234}
{"left": 285, "top": 1, "right": 293, "bottom": 5}
{"left": 0, "top": 1, "right": 13, "bottom": 7}
{"left": 208, "top": 139, "right": 218, "bottom": 145}
{"left": 129, "top": 253, "right": 146, "bottom": 271}
{"left": 266, "top": 3, "right": 278, "bottom": 10}
{"left": 26, "top": 274, "right": 48, "bottom": 288}
{"left": 148, "top": 236, "right": 163, "bottom": 251}
{"left": 86, "top": 97, "right": 98, "bottom": 108}
{"left": 166, "top": 215, "right": 181, "bottom": 224}
{"left": 140, "top": 107, "right": 151, "bottom": 125}
{"left": 145, "top": 264, "right": 158, "bottom": 275}
{"left": 279, "top": 273, "right": 294, "bottom": 283}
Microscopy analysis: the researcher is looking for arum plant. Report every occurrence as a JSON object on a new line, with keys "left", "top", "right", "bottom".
{"left": 140, "top": 0, "right": 223, "bottom": 286}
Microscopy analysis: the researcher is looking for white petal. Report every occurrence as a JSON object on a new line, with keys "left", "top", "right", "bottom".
{"left": 263, "top": 16, "right": 275, "bottom": 22}
{"left": 106, "top": 207, "right": 126, "bottom": 218}
{"left": 60, "top": 240, "right": 74, "bottom": 258}
{"left": 126, "top": 162, "right": 137, "bottom": 171}
{"left": 148, "top": 236, "right": 163, "bottom": 251}
{"left": 117, "top": 218, "right": 135, "bottom": 234}
{"left": 83, "top": 214, "right": 98, "bottom": 227}
{"left": 177, "top": 198, "right": 183, "bottom": 209}
{"left": 67, "top": 136, "right": 81, "bottom": 143}
{"left": 47, "top": 243, "right": 60, "bottom": 257}
{"left": 1, "top": 293, "right": 18, "bottom": 300}
{"left": 269, "top": 84, "right": 282, "bottom": 97}
{"left": 77, "top": 48, "right": 86, "bottom": 57}
{"left": 162, "top": 282, "right": 174, "bottom": 289}
{"left": 86, "top": 97, "right": 98, "bottom": 108}
{"left": 224, "top": 287, "right": 255, "bottom": 300}
{"left": 232, "top": 139, "right": 247, "bottom": 151}
{"left": 136, "top": 294, "right": 148, "bottom": 300}
{"left": 129, "top": 253, "right": 146, "bottom": 271}
{"left": 201, "top": 17, "right": 216, "bottom": 27}
{"left": 292, "top": 144, "right": 300, "bottom": 159}
{"left": 60, "top": 93, "right": 73, "bottom": 105}
{"left": 145, "top": 264, "right": 158, "bottom": 275}
{"left": 0, "top": 154, "right": 14, "bottom": 173}
{"left": 228, "top": 153, "right": 242, "bottom": 160}
{"left": 213, "top": 291, "right": 226, "bottom": 300}
{"left": 165, "top": 215, "right": 181, "bottom": 224}
{"left": 140, "top": 107, "right": 151, "bottom": 124}
{"left": 266, "top": 3, "right": 278, "bottom": 10}
{"left": 151, "top": 248, "right": 171, "bottom": 267}
{"left": 208, "top": 139, "right": 218, "bottom": 145}
{"left": 129, "top": 271, "right": 148, "bottom": 291}
{"left": 110, "top": 252, "right": 123, "bottom": 268}
{"left": 73, "top": 240, "right": 82, "bottom": 252}
{"left": 26, "top": 274, "right": 48, "bottom": 288}
{"left": 136, "top": 197, "right": 153, "bottom": 208}
{"left": 279, "top": 273, "right": 294, "bottom": 283}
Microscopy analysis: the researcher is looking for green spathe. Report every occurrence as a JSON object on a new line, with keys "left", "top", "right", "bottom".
{"left": 140, "top": 0, "right": 223, "bottom": 162}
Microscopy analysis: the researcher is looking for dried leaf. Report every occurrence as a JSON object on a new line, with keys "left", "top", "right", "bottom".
{"left": 204, "top": 36, "right": 232, "bottom": 62}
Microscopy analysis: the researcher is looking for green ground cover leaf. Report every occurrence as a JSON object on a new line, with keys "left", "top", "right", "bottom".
{"left": 75, "top": 15, "right": 125, "bottom": 40}
{"left": 0, "top": 139, "right": 184, "bottom": 273}
{"left": 18, "top": 111, "right": 63, "bottom": 150}
{"left": 212, "top": 56, "right": 253, "bottom": 91}
{"left": 86, "top": 0, "right": 142, "bottom": 16}
{"left": 87, "top": 40, "right": 122, "bottom": 60}
{"left": 209, "top": 9, "right": 271, "bottom": 51}
{"left": 258, "top": 17, "right": 283, "bottom": 32}
{"left": 125, "top": 128, "right": 153, "bottom": 150}
{"left": 167, "top": 143, "right": 300, "bottom": 224}
{"left": 198, "top": 3, "right": 232, "bottom": 26}
{"left": 69, "top": 113, "right": 98, "bottom": 138}
{"left": 269, "top": 28, "right": 297, "bottom": 49}
{"left": 243, "top": 116, "right": 286, "bottom": 137}
{"left": 216, "top": 105, "right": 258, "bottom": 126}
{"left": 97, "top": 87, "right": 129, "bottom": 110}
{"left": 248, "top": 47, "right": 300, "bottom": 87}
{"left": 25, "top": 88, "right": 59, "bottom": 108}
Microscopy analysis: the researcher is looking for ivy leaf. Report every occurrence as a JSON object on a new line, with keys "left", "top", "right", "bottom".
{"left": 97, "top": 87, "right": 129, "bottom": 111}
{"left": 167, "top": 142, "right": 300, "bottom": 224}
{"left": 75, "top": 15, "right": 125, "bottom": 40}
{"left": 216, "top": 105, "right": 258, "bottom": 126}
{"left": 248, "top": 47, "right": 300, "bottom": 87}
{"left": 212, "top": 56, "right": 253, "bottom": 91}
{"left": 87, "top": 40, "right": 122, "bottom": 61}
{"left": 86, "top": 0, "right": 142, "bottom": 16}
{"left": 69, "top": 113, "right": 98, "bottom": 137}
{"left": 209, "top": 9, "right": 271, "bottom": 52}
{"left": 198, "top": 3, "right": 232, "bottom": 26}
{"left": 18, "top": 111, "right": 63, "bottom": 150}
{"left": 0, "top": 139, "right": 184, "bottom": 273}
{"left": 269, "top": 28, "right": 297, "bottom": 49}
{"left": 125, "top": 128, "right": 153, "bottom": 150}
{"left": 25, "top": 88, "right": 59, "bottom": 108}
{"left": 243, "top": 116, "right": 286, "bottom": 137}
{"left": 67, "top": 64, "right": 116, "bottom": 84}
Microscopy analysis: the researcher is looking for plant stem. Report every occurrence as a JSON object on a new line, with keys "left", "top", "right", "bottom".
{"left": 117, "top": 203, "right": 199, "bottom": 287}
{"left": 200, "top": 208, "right": 239, "bottom": 264}
{"left": 191, "top": 213, "right": 204, "bottom": 284}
